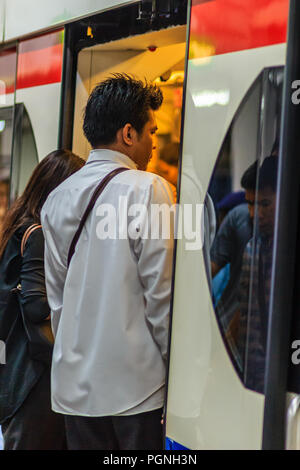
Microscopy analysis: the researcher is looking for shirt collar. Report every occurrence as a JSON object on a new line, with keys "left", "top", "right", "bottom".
{"left": 87, "top": 149, "right": 138, "bottom": 170}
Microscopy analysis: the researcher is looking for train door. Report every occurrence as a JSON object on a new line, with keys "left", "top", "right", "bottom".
{"left": 59, "top": 1, "right": 188, "bottom": 192}
{"left": 165, "top": 0, "right": 300, "bottom": 450}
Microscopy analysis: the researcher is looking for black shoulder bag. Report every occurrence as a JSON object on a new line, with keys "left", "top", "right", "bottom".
{"left": 67, "top": 166, "right": 129, "bottom": 266}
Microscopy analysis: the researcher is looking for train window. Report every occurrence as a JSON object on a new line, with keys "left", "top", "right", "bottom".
{"left": 0, "top": 103, "right": 38, "bottom": 222}
{"left": 0, "top": 107, "right": 13, "bottom": 230}
{"left": 10, "top": 104, "right": 39, "bottom": 200}
{"left": 209, "top": 66, "right": 283, "bottom": 394}
{"left": 0, "top": 47, "right": 17, "bottom": 229}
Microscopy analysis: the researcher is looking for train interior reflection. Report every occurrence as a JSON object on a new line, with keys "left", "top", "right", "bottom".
{"left": 0, "top": 108, "right": 13, "bottom": 230}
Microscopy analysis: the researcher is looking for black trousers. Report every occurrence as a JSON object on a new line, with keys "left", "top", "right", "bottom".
{"left": 64, "top": 408, "right": 164, "bottom": 450}
{"left": 2, "top": 369, "right": 66, "bottom": 450}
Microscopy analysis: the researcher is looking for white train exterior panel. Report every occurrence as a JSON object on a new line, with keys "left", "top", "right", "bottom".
{"left": 2, "top": 0, "right": 138, "bottom": 42}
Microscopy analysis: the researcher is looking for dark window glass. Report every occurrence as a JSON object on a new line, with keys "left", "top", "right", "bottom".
{"left": 0, "top": 104, "right": 38, "bottom": 229}
{"left": 10, "top": 104, "right": 39, "bottom": 200}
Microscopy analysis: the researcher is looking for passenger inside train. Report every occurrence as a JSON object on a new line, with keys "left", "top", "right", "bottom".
{"left": 233, "top": 155, "right": 278, "bottom": 393}
{"left": 0, "top": 180, "right": 9, "bottom": 230}
{"left": 72, "top": 26, "right": 185, "bottom": 195}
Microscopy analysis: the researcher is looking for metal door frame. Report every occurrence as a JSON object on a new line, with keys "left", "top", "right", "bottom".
{"left": 262, "top": 0, "right": 300, "bottom": 450}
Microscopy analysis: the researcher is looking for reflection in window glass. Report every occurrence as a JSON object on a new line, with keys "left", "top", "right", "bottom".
{"left": 17, "top": 107, "right": 39, "bottom": 196}
{"left": 0, "top": 108, "right": 13, "bottom": 230}
{"left": 237, "top": 156, "right": 278, "bottom": 392}
{"left": 0, "top": 48, "right": 17, "bottom": 97}
{"left": 209, "top": 67, "right": 283, "bottom": 394}
{"left": 0, "top": 103, "right": 38, "bottom": 226}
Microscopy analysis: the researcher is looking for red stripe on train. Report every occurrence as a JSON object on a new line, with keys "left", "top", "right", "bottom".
{"left": 190, "top": 0, "right": 289, "bottom": 58}
{"left": 1, "top": 2, "right": 290, "bottom": 93}
{"left": 17, "top": 43, "right": 63, "bottom": 90}
{"left": 16, "top": 30, "right": 63, "bottom": 91}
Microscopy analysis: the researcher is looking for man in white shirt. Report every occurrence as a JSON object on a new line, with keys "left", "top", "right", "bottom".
{"left": 41, "top": 74, "right": 174, "bottom": 450}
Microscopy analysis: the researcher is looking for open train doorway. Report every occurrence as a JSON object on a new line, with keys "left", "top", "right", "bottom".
{"left": 68, "top": 3, "right": 188, "bottom": 195}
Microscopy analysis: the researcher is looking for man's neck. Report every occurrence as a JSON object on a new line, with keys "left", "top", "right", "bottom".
{"left": 94, "top": 143, "right": 129, "bottom": 157}
{"left": 92, "top": 145, "right": 138, "bottom": 169}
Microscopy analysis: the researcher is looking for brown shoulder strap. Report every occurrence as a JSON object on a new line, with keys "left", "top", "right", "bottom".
{"left": 21, "top": 224, "right": 42, "bottom": 257}
{"left": 67, "top": 167, "right": 129, "bottom": 267}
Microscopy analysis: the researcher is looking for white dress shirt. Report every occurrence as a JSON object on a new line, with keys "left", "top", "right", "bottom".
{"left": 41, "top": 149, "right": 174, "bottom": 416}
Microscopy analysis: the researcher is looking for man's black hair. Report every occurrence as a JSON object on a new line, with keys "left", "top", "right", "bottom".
{"left": 241, "top": 160, "right": 258, "bottom": 190}
{"left": 83, "top": 73, "right": 163, "bottom": 147}
{"left": 258, "top": 155, "right": 278, "bottom": 192}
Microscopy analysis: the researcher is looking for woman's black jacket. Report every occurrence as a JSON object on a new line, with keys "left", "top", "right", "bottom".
{"left": 0, "top": 222, "right": 50, "bottom": 423}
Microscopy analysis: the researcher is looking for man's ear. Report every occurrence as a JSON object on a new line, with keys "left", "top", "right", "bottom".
{"left": 122, "top": 123, "right": 134, "bottom": 146}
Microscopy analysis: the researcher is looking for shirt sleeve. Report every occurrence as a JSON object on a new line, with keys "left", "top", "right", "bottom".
{"left": 211, "top": 210, "right": 235, "bottom": 269}
{"left": 41, "top": 204, "right": 67, "bottom": 336}
{"left": 131, "top": 175, "right": 175, "bottom": 363}
{"left": 20, "top": 227, "right": 50, "bottom": 324}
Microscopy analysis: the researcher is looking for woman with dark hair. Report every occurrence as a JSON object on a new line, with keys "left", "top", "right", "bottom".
{"left": 0, "top": 150, "right": 85, "bottom": 450}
